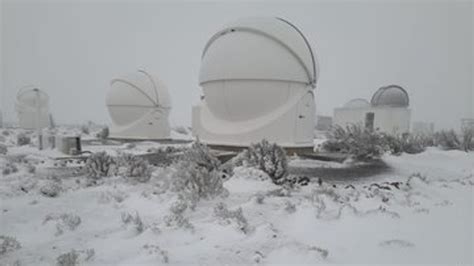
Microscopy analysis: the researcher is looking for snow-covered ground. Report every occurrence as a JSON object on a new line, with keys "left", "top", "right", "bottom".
{"left": 0, "top": 128, "right": 473, "bottom": 265}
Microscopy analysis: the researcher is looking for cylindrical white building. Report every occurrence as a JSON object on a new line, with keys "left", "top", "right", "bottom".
{"left": 192, "top": 17, "right": 318, "bottom": 149}
{"left": 106, "top": 70, "right": 171, "bottom": 140}
{"left": 333, "top": 85, "right": 411, "bottom": 134}
{"left": 15, "top": 86, "right": 50, "bottom": 129}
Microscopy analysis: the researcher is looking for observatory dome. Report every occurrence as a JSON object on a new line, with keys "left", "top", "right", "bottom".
{"left": 193, "top": 17, "right": 318, "bottom": 148}
{"left": 343, "top": 98, "right": 370, "bottom": 108}
{"left": 371, "top": 85, "right": 409, "bottom": 107}
{"left": 15, "top": 86, "right": 50, "bottom": 129}
{"left": 106, "top": 70, "right": 171, "bottom": 140}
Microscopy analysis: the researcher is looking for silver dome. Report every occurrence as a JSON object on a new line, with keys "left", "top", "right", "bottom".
{"left": 371, "top": 85, "right": 409, "bottom": 107}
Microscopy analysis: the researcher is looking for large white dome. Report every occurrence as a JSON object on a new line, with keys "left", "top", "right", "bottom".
{"left": 371, "top": 85, "right": 409, "bottom": 107}
{"left": 193, "top": 17, "right": 317, "bottom": 148}
{"left": 15, "top": 86, "right": 50, "bottom": 129}
{"left": 106, "top": 70, "right": 171, "bottom": 140}
{"left": 200, "top": 17, "right": 318, "bottom": 86}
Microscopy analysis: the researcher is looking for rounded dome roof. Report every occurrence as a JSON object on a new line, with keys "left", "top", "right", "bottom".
{"left": 16, "top": 86, "right": 49, "bottom": 109}
{"left": 199, "top": 17, "right": 318, "bottom": 87}
{"left": 344, "top": 98, "right": 370, "bottom": 108}
{"left": 371, "top": 85, "right": 409, "bottom": 107}
{"left": 107, "top": 70, "right": 171, "bottom": 108}
{"left": 106, "top": 70, "right": 171, "bottom": 126}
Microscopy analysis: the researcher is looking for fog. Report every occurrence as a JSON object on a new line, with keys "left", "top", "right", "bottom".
{"left": 1, "top": 1, "right": 472, "bottom": 130}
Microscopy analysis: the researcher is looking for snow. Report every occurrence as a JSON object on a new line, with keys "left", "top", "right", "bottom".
{"left": 0, "top": 128, "right": 473, "bottom": 265}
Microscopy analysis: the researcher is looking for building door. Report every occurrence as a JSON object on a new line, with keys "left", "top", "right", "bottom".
{"left": 295, "top": 92, "right": 315, "bottom": 143}
{"left": 365, "top": 112, "right": 375, "bottom": 131}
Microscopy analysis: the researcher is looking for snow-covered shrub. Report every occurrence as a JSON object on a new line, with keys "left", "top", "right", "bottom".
{"left": 43, "top": 213, "right": 82, "bottom": 236}
{"left": 235, "top": 139, "right": 288, "bottom": 185}
{"left": 0, "top": 235, "right": 21, "bottom": 255}
{"left": 26, "top": 163, "right": 36, "bottom": 174}
{"left": 80, "top": 125, "right": 90, "bottom": 135}
{"left": 96, "top": 127, "right": 109, "bottom": 141}
{"left": 0, "top": 143, "right": 7, "bottom": 155}
{"left": 435, "top": 130, "right": 461, "bottom": 150}
{"left": 143, "top": 244, "right": 169, "bottom": 263}
{"left": 98, "top": 189, "right": 128, "bottom": 204}
{"left": 284, "top": 200, "right": 296, "bottom": 213}
{"left": 170, "top": 141, "right": 228, "bottom": 204}
{"left": 213, "top": 202, "right": 252, "bottom": 234}
{"left": 2, "top": 163, "right": 18, "bottom": 176}
{"left": 118, "top": 153, "right": 152, "bottom": 182}
{"left": 56, "top": 249, "right": 95, "bottom": 266}
{"left": 121, "top": 211, "right": 145, "bottom": 234}
{"left": 56, "top": 250, "right": 78, "bottom": 266}
{"left": 323, "top": 124, "right": 386, "bottom": 161}
{"left": 461, "top": 127, "right": 474, "bottom": 151}
{"left": 84, "top": 151, "right": 117, "bottom": 179}
{"left": 163, "top": 199, "right": 194, "bottom": 231}
{"left": 382, "top": 133, "right": 426, "bottom": 155}
{"left": 40, "top": 181, "right": 61, "bottom": 197}
{"left": 16, "top": 133, "right": 30, "bottom": 146}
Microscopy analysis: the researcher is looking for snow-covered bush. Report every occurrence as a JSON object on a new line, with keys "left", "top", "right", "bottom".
{"left": 170, "top": 141, "right": 228, "bottom": 204}
{"left": 284, "top": 200, "right": 297, "bottom": 213}
{"left": 56, "top": 250, "right": 78, "bottom": 266}
{"left": 0, "top": 143, "right": 7, "bottom": 155}
{"left": 16, "top": 133, "right": 30, "bottom": 146}
{"left": 382, "top": 133, "right": 426, "bottom": 155}
{"left": 213, "top": 202, "right": 252, "bottom": 234}
{"left": 118, "top": 153, "right": 152, "bottom": 182}
{"left": 163, "top": 199, "right": 194, "bottom": 231}
{"left": 323, "top": 124, "right": 386, "bottom": 161}
{"left": 40, "top": 181, "right": 62, "bottom": 197}
{"left": 234, "top": 139, "right": 288, "bottom": 185}
{"left": 435, "top": 130, "right": 461, "bottom": 150}
{"left": 121, "top": 211, "right": 145, "bottom": 234}
{"left": 43, "top": 213, "right": 82, "bottom": 236}
{"left": 2, "top": 163, "right": 18, "bottom": 176}
{"left": 80, "top": 125, "right": 90, "bottom": 135}
{"left": 84, "top": 151, "right": 117, "bottom": 179}
{"left": 96, "top": 127, "right": 109, "bottom": 140}
{"left": 0, "top": 235, "right": 21, "bottom": 255}
{"left": 142, "top": 244, "right": 169, "bottom": 263}
{"left": 461, "top": 127, "right": 474, "bottom": 151}
{"left": 26, "top": 163, "right": 36, "bottom": 173}
{"left": 56, "top": 249, "right": 95, "bottom": 266}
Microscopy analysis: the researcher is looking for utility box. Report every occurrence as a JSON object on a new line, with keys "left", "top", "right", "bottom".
{"left": 56, "top": 136, "right": 81, "bottom": 155}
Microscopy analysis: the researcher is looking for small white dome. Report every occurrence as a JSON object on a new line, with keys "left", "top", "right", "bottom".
{"left": 107, "top": 70, "right": 171, "bottom": 126}
{"left": 371, "top": 85, "right": 409, "bottom": 107}
{"left": 106, "top": 70, "right": 171, "bottom": 140}
{"left": 343, "top": 98, "right": 370, "bottom": 108}
{"left": 15, "top": 86, "right": 50, "bottom": 129}
{"left": 200, "top": 17, "right": 318, "bottom": 87}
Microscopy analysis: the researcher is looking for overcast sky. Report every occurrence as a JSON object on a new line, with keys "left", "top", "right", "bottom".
{"left": 1, "top": 0, "right": 473, "bottom": 130}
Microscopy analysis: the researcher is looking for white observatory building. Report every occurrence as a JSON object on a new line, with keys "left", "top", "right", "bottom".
{"left": 333, "top": 98, "right": 371, "bottom": 130}
{"left": 15, "top": 86, "right": 51, "bottom": 129}
{"left": 106, "top": 70, "right": 171, "bottom": 140}
{"left": 192, "top": 17, "right": 318, "bottom": 149}
{"left": 333, "top": 85, "right": 411, "bottom": 134}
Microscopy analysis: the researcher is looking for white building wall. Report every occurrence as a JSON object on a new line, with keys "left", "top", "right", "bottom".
{"left": 333, "top": 107, "right": 368, "bottom": 128}
{"left": 333, "top": 106, "right": 410, "bottom": 134}
{"left": 372, "top": 107, "right": 411, "bottom": 134}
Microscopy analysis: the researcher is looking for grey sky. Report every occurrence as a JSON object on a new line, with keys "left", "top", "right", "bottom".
{"left": 1, "top": 0, "right": 472, "bottom": 130}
